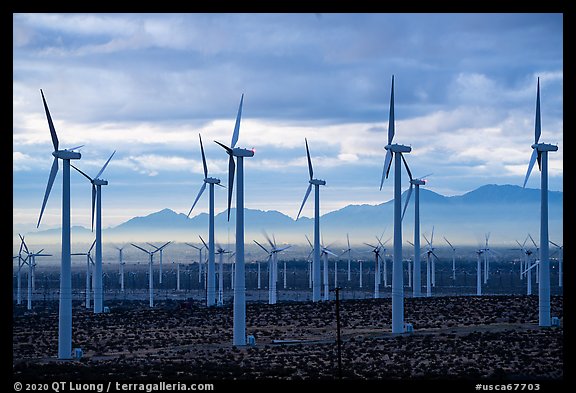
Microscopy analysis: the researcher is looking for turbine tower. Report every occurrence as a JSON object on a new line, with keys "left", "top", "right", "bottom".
{"left": 320, "top": 241, "right": 337, "bottom": 301}
{"left": 72, "top": 150, "right": 115, "bottom": 314}
{"left": 187, "top": 133, "right": 223, "bottom": 307}
{"left": 444, "top": 237, "right": 457, "bottom": 281}
{"left": 16, "top": 234, "right": 29, "bottom": 305}
{"left": 400, "top": 157, "right": 431, "bottom": 298}
{"left": 115, "top": 245, "right": 126, "bottom": 292}
{"left": 340, "top": 234, "right": 353, "bottom": 282}
{"left": 24, "top": 249, "right": 52, "bottom": 310}
{"left": 254, "top": 233, "right": 290, "bottom": 304}
{"left": 131, "top": 242, "right": 170, "bottom": 307}
{"left": 522, "top": 77, "right": 558, "bottom": 327}
{"left": 147, "top": 241, "right": 172, "bottom": 286}
{"left": 36, "top": 89, "right": 82, "bottom": 359}
{"left": 364, "top": 240, "right": 384, "bottom": 299}
{"left": 72, "top": 239, "right": 96, "bottom": 309}
{"left": 296, "top": 138, "right": 326, "bottom": 302}
{"left": 379, "top": 75, "right": 411, "bottom": 334}
{"left": 214, "top": 93, "right": 254, "bottom": 346}
{"left": 549, "top": 240, "right": 563, "bottom": 287}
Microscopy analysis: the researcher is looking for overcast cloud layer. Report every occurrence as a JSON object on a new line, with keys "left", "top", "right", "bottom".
{"left": 13, "top": 13, "right": 563, "bottom": 240}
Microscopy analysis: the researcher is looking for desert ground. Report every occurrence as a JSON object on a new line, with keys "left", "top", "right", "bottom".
{"left": 12, "top": 293, "right": 563, "bottom": 384}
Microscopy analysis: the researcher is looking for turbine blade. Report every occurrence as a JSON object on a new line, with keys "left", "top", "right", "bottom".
{"left": 227, "top": 155, "right": 236, "bottom": 221}
{"left": 89, "top": 239, "right": 96, "bottom": 253}
{"left": 199, "top": 235, "right": 208, "bottom": 249}
{"left": 523, "top": 146, "right": 538, "bottom": 188}
{"left": 131, "top": 243, "right": 150, "bottom": 254}
{"left": 549, "top": 240, "right": 560, "bottom": 248}
{"left": 296, "top": 183, "right": 313, "bottom": 220}
{"left": 70, "top": 164, "right": 93, "bottom": 182}
{"left": 187, "top": 182, "right": 207, "bottom": 217}
{"left": 94, "top": 150, "right": 116, "bottom": 179}
{"left": 305, "top": 234, "right": 313, "bottom": 249}
{"left": 400, "top": 153, "right": 412, "bottom": 181}
{"left": 214, "top": 141, "right": 233, "bottom": 154}
{"left": 528, "top": 233, "right": 538, "bottom": 249}
{"left": 347, "top": 233, "right": 350, "bottom": 250}
{"left": 158, "top": 241, "right": 172, "bottom": 251}
{"left": 253, "top": 240, "right": 269, "bottom": 254}
{"left": 40, "top": 89, "right": 59, "bottom": 151}
{"left": 387, "top": 75, "right": 395, "bottom": 145}
{"left": 305, "top": 138, "right": 313, "bottom": 180}
{"left": 231, "top": 93, "right": 244, "bottom": 149}
{"left": 185, "top": 242, "right": 200, "bottom": 250}
{"left": 263, "top": 231, "right": 275, "bottom": 249}
{"left": 326, "top": 249, "right": 338, "bottom": 257}
{"left": 37, "top": 157, "right": 59, "bottom": 228}
{"left": 91, "top": 184, "right": 96, "bottom": 232}
{"left": 443, "top": 236, "right": 454, "bottom": 250}
{"left": 380, "top": 150, "right": 393, "bottom": 190}
{"left": 535, "top": 77, "right": 541, "bottom": 145}
{"left": 199, "top": 134, "right": 208, "bottom": 178}
{"left": 401, "top": 184, "right": 413, "bottom": 222}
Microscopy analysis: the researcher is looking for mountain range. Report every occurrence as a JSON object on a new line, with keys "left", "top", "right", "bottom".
{"left": 17, "top": 184, "right": 563, "bottom": 248}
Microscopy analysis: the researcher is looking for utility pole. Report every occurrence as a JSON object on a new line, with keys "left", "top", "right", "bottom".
{"left": 331, "top": 286, "right": 343, "bottom": 379}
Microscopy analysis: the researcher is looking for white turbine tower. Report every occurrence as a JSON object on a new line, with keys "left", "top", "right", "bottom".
{"left": 320, "top": 241, "right": 338, "bottom": 301}
{"left": 215, "top": 244, "right": 232, "bottom": 306}
{"left": 423, "top": 230, "right": 440, "bottom": 297}
{"left": 185, "top": 240, "right": 205, "bottom": 287}
{"left": 24, "top": 249, "right": 52, "bottom": 310}
{"left": 522, "top": 77, "right": 558, "bottom": 327}
{"left": 214, "top": 93, "right": 253, "bottom": 346}
{"left": 305, "top": 235, "right": 314, "bottom": 290}
{"left": 72, "top": 240, "right": 96, "bottom": 309}
{"left": 480, "top": 233, "right": 499, "bottom": 285}
{"left": 444, "top": 237, "right": 457, "bottom": 282}
{"left": 131, "top": 242, "right": 170, "bottom": 307}
{"left": 364, "top": 240, "right": 384, "bottom": 299}
{"left": 187, "top": 133, "right": 223, "bottom": 307}
{"left": 146, "top": 241, "right": 172, "bottom": 286}
{"left": 400, "top": 157, "right": 431, "bottom": 298}
{"left": 71, "top": 150, "right": 115, "bottom": 314}
{"left": 475, "top": 248, "right": 484, "bottom": 296}
{"left": 16, "top": 234, "right": 29, "bottom": 305}
{"left": 254, "top": 234, "right": 290, "bottom": 304}
{"left": 115, "top": 245, "right": 126, "bottom": 292}
{"left": 36, "top": 89, "right": 83, "bottom": 359}
{"left": 379, "top": 75, "right": 411, "bottom": 334}
{"left": 340, "top": 234, "right": 354, "bottom": 282}
{"left": 296, "top": 138, "right": 326, "bottom": 303}
{"left": 549, "top": 240, "right": 563, "bottom": 287}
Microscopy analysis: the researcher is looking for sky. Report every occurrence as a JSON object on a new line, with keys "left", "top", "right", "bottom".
{"left": 13, "top": 13, "right": 564, "bottom": 239}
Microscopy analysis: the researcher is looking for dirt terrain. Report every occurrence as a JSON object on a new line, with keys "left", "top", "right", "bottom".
{"left": 12, "top": 295, "right": 563, "bottom": 382}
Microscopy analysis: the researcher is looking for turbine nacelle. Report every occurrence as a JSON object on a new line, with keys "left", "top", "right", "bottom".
{"left": 532, "top": 143, "right": 558, "bottom": 152}
{"left": 232, "top": 147, "right": 255, "bottom": 157}
{"left": 410, "top": 179, "right": 425, "bottom": 186}
{"left": 385, "top": 143, "right": 412, "bottom": 153}
{"left": 53, "top": 150, "right": 81, "bottom": 160}
{"left": 309, "top": 179, "right": 326, "bottom": 186}
{"left": 204, "top": 177, "right": 221, "bottom": 185}
{"left": 93, "top": 179, "right": 108, "bottom": 186}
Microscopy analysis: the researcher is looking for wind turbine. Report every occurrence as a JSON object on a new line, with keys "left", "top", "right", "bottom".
{"left": 376, "top": 235, "right": 392, "bottom": 288}
{"left": 364, "top": 241, "right": 383, "bottom": 299}
{"left": 379, "top": 75, "right": 411, "bottom": 334}
{"left": 215, "top": 243, "right": 233, "bottom": 306}
{"left": 36, "top": 89, "right": 83, "bottom": 359}
{"left": 254, "top": 233, "right": 290, "bottom": 304}
{"left": 71, "top": 150, "right": 115, "bottom": 314}
{"left": 480, "top": 233, "right": 500, "bottom": 284}
{"left": 185, "top": 240, "right": 206, "bottom": 286}
{"left": 339, "top": 234, "right": 353, "bottom": 282}
{"left": 147, "top": 241, "right": 172, "bottom": 286}
{"left": 296, "top": 138, "right": 326, "bottom": 303}
{"left": 522, "top": 77, "right": 558, "bottom": 327}
{"left": 444, "top": 236, "right": 457, "bottom": 281}
{"left": 320, "top": 241, "right": 338, "bottom": 301}
{"left": 527, "top": 234, "right": 540, "bottom": 284}
{"left": 115, "top": 245, "right": 126, "bottom": 292}
{"left": 18, "top": 237, "right": 51, "bottom": 311}
{"left": 15, "top": 234, "right": 29, "bottom": 305}
{"left": 475, "top": 248, "right": 484, "bottom": 296}
{"left": 305, "top": 235, "right": 314, "bottom": 290}
{"left": 400, "top": 157, "right": 431, "bottom": 298}
{"left": 422, "top": 231, "right": 439, "bottom": 297}
{"left": 253, "top": 240, "right": 272, "bottom": 294}
{"left": 549, "top": 240, "right": 563, "bottom": 287}
{"left": 214, "top": 93, "right": 254, "bottom": 346}
{"left": 131, "top": 242, "right": 170, "bottom": 307}
{"left": 423, "top": 227, "right": 437, "bottom": 288}
{"left": 187, "top": 133, "right": 223, "bottom": 307}
{"left": 72, "top": 240, "right": 96, "bottom": 309}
